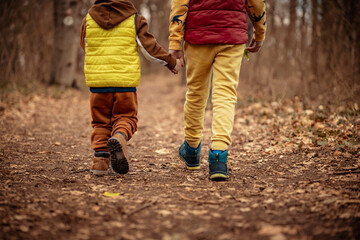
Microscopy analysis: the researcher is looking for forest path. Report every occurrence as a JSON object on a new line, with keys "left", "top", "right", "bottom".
{"left": 0, "top": 75, "right": 359, "bottom": 240}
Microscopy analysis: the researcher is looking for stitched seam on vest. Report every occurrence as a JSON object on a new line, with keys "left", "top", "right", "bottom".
{"left": 86, "top": 71, "right": 138, "bottom": 74}
{"left": 86, "top": 54, "right": 138, "bottom": 56}
{"left": 86, "top": 27, "right": 134, "bottom": 31}
{"left": 85, "top": 63, "right": 138, "bottom": 66}
{"left": 86, "top": 45, "right": 137, "bottom": 48}
{"left": 85, "top": 36, "right": 134, "bottom": 39}
{"left": 86, "top": 80, "right": 139, "bottom": 81}
{"left": 88, "top": 78, "right": 139, "bottom": 81}
{"left": 87, "top": 80, "right": 138, "bottom": 82}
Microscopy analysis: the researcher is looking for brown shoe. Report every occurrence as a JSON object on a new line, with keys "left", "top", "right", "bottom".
{"left": 107, "top": 133, "right": 129, "bottom": 174}
{"left": 91, "top": 156, "right": 110, "bottom": 176}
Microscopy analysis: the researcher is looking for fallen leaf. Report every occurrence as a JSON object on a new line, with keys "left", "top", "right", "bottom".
{"left": 317, "top": 140, "right": 328, "bottom": 147}
{"left": 14, "top": 215, "right": 27, "bottom": 221}
{"left": 270, "top": 234, "right": 287, "bottom": 240}
{"left": 211, "top": 212, "right": 222, "bottom": 218}
{"left": 218, "top": 233, "right": 234, "bottom": 240}
{"left": 102, "top": 192, "right": 121, "bottom": 197}
{"left": 158, "top": 210, "right": 172, "bottom": 216}
{"left": 190, "top": 210, "right": 208, "bottom": 215}
{"left": 91, "top": 206, "right": 100, "bottom": 211}
{"left": 305, "top": 109, "right": 313, "bottom": 115}
{"left": 314, "top": 122, "right": 326, "bottom": 129}
{"left": 186, "top": 176, "right": 195, "bottom": 182}
{"left": 259, "top": 224, "right": 280, "bottom": 235}
{"left": 19, "top": 225, "right": 29, "bottom": 232}
{"left": 155, "top": 148, "right": 170, "bottom": 155}
{"left": 239, "top": 207, "right": 251, "bottom": 212}
{"left": 70, "top": 190, "right": 85, "bottom": 196}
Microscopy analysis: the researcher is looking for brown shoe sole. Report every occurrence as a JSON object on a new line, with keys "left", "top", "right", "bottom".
{"left": 107, "top": 138, "right": 129, "bottom": 174}
{"left": 90, "top": 169, "right": 108, "bottom": 176}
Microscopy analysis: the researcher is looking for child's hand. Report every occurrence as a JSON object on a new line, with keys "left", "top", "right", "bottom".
{"left": 170, "top": 59, "right": 182, "bottom": 74}
{"left": 169, "top": 50, "right": 184, "bottom": 67}
{"left": 246, "top": 38, "right": 263, "bottom": 53}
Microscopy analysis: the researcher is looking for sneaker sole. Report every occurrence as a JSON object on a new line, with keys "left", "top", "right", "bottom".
{"left": 107, "top": 138, "right": 129, "bottom": 174}
{"left": 187, "top": 165, "right": 201, "bottom": 170}
{"left": 210, "top": 173, "right": 229, "bottom": 180}
{"left": 90, "top": 169, "right": 108, "bottom": 176}
{"left": 178, "top": 156, "right": 200, "bottom": 170}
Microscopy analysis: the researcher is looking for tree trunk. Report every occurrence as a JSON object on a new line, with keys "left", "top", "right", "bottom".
{"left": 287, "top": 0, "right": 297, "bottom": 55}
{"left": 268, "top": 0, "right": 276, "bottom": 35}
{"left": 311, "top": 0, "right": 318, "bottom": 80}
{"left": 298, "top": 0, "right": 309, "bottom": 100}
{"left": 347, "top": 0, "right": 360, "bottom": 78}
{"left": 300, "top": 0, "right": 307, "bottom": 51}
{"left": 50, "top": 0, "right": 80, "bottom": 87}
{"left": 355, "top": 1, "right": 360, "bottom": 77}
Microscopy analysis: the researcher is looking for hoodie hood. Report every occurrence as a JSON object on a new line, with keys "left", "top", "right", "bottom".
{"left": 89, "top": 0, "right": 137, "bottom": 29}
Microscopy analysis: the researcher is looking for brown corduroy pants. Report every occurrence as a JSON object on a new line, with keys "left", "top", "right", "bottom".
{"left": 90, "top": 92, "right": 138, "bottom": 152}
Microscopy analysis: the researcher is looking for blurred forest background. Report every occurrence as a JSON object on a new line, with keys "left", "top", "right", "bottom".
{"left": 0, "top": 0, "right": 359, "bottom": 105}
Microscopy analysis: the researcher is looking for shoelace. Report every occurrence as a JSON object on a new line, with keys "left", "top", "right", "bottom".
{"left": 217, "top": 153, "right": 233, "bottom": 172}
{"left": 228, "top": 160, "right": 233, "bottom": 172}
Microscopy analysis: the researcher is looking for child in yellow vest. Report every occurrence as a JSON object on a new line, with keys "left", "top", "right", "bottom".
{"left": 80, "top": 0, "right": 179, "bottom": 175}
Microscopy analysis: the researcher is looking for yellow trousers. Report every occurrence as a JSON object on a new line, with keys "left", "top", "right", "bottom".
{"left": 183, "top": 42, "right": 245, "bottom": 151}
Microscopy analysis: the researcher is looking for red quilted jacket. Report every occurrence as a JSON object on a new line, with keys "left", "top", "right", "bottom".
{"left": 184, "top": 0, "right": 248, "bottom": 45}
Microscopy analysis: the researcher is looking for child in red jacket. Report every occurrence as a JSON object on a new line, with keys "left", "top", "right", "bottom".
{"left": 169, "top": 0, "right": 266, "bottom": 180}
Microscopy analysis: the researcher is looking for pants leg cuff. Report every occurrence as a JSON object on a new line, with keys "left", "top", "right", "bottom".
{"left": 211, "top": 141, "right": 228, "bottom": 151}
{"left": 114, "top": 131, "right": 128, "bottom": 141}
{"left": 185, "top": 139, "right": 201, "bottom": 149}
{"left": 94, "top": 151, "right": 110, "bottom": 158}
{"left": 94, "top": 147, "right": 109, "bottom": 152}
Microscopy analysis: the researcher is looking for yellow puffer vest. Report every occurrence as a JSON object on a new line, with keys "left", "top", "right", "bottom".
{"left": 84, "top": 14, "right": 140, "bottom": 88}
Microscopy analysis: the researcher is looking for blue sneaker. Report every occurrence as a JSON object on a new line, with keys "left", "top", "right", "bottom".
{"left": 179, "top": 141, "right": 201, "bottom": 170}
{"left": 209, "top": 150, "right": 229, "bottom": 180}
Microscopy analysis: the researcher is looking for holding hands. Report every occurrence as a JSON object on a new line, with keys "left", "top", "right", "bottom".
{"left": 169, "top": 50, "right": 185, "bottom": 74}
{"left": 170, "top": 59, "right": 183, "bottom": 74}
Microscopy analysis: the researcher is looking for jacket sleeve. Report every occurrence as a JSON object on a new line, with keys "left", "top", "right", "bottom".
{"left": 169, "top": 0, "right": 190, "bottom": 50}
{"left": 246, "top": 0, "right": 267, "bottom": 41}
{"left": 136, "top": 14, "right": 176, "bottom": 69}
{"left": 80, "top": 17, "right": 86, "bottom": 51}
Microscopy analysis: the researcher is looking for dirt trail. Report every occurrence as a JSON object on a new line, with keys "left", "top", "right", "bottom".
{"left": 0, "top": 76, "right": 359, "bottom": 240}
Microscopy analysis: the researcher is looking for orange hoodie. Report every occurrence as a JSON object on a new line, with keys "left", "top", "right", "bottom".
{"left": 80, "top": 0, "right": 176, "bottom": 69}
